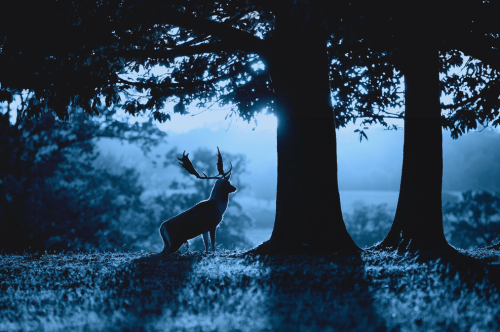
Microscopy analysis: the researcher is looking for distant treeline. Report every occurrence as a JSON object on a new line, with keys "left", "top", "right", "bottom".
{"left": 1, "top": 110, "right": 499, "bottom": 253}
{"left": 344, "top": 191, "right": 500, "bottom": 249}
{"left": 0, "top": 110, "right": 252, "bottom": 254}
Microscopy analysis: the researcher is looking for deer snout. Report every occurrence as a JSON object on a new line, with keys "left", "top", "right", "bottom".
{"left": 228, "top": 184, "right": 237, "bottom": 193}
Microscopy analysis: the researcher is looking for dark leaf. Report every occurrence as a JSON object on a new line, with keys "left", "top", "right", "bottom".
{"left": 173, "top": 101, "right": 187, "bottom": 115}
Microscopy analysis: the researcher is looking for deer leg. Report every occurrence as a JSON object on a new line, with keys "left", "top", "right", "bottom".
{"left": 209, "top": 228, "right": 216, "bottom": 252}
{"left": 161, "top": 243, "right": 171, "bottom": 253}
{"left": 201, "top": 232, "right": 210, "bottom": 252}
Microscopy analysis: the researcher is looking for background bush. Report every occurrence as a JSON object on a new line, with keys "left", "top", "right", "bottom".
{"left": 443, "top": 190, "right": 500, "bottom": 249}
{"left": 0, "top": 108, "right": 163, "bottom": 253}
{"left": 0, "top": 109, "right": 252, "bottom": 253}
{"left": 343, "top": 202, "right": 393, "bottom": 248}
{"left": 343, "top": 191, "right": 500, "bottom": 249}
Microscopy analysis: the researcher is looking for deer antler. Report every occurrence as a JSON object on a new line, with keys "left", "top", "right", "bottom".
{"left": 177, "top": 151, "right": 202, "bottom": 178}
{"left": 216, "top": 146, "right": 232, "bottom": 178}
{"left": 177, "top": 148, "right": 232, "bottom": 180}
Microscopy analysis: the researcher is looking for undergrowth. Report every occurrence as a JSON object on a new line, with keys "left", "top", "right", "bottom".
{"left": 0, "top": 249, "right": 499, "bottom": 331}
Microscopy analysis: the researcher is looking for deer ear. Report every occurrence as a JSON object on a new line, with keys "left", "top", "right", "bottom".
{"left": 225, "top": 174, "right": 231, "bottom": 180}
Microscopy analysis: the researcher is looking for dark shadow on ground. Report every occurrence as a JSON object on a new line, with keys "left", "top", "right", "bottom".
{"left": 103, "top": 248, "right": 500, "bottom": 331}
{"left": 415, "top": 249, "right": 500, "bottom": 292}
{"left": 108, "top": 251, "right": 199, "bottom": 330}
{"left": 256, "top": 253, "right": 387, "bottom": 331}
{"left": 109, "top": 250, "right": 273, "bottom": 331}
{"left": 361, "top": 247, "right": 500, "bottom": 331}
{"left": 106, "top": 251, "right": 388, "bottom": 331}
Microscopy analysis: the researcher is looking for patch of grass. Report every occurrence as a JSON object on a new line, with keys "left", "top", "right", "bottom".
{"left": 0, "top": 249, "right": 499, "bottom": 331}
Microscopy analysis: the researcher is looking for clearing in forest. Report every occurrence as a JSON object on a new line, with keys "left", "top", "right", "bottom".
{"left": 0, "top": 250, "right": 499, "bottom": 331}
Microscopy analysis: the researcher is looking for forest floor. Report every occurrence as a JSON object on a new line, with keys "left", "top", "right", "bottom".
{"left": 0, "top": 248, "right": 499, "bottom": 332}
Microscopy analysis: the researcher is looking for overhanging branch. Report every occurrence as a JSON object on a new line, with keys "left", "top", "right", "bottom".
{"left": 444, "top": 34, "right": 500, "bottom": 73}
{"left": 441, "top": 94, "right": 482, "bottom": 110}
{"left": 154, "top": 9, "right": 265, "bottom": 54}
{"left": 460, "top": 46, "right": 500, "bottom": 74}
{"left": 119, "top": 41, "right": 243, "bottom": 60}
{"left": 117, "top": 73, "right": 232, "bottom": 90}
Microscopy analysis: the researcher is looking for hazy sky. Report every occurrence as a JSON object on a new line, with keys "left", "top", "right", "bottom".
{"left": 98, "top": 101, "right": 500, "bottom": 208}
{"left": 5, "top": 91, "right": 500, "bottom": 206}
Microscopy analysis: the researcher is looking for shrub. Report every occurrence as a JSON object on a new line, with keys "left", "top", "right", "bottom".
{"left": 443, "top": 190, "right": 500, "bottom": 249}
{"left": 343, "top": 202, "right": 393, "bottom": 248}
{"left": 0, "top": 108, "right": 164, "bottom": 253}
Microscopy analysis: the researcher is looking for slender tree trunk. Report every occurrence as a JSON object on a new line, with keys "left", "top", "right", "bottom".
{"left": 254, "top": 13, "right": 359, "bottom": 254}
{"left": 376, "top": 41, "right": 453, "bottom": 252}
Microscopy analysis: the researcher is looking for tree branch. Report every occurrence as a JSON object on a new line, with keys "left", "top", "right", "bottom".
{"left": 441, "top": 94, "right": 482, "bottom": 110}
{"left": 348, "top": 115, "right": 403, "bottom": 119}
{"left": 444, "top": 34, "right": 500, "bottom": 73}
{"left": 327, "top": 39, "right": 396, "bottom": 56}
{"left": 118, "top": 41, "right": 242, "bottom": 60}
{"left": 116, "top": 64, "right": 261, "bottom": 89}
{"left": 154, "top": 9, "right": 265, "bottom": 54}
{"left": 460, "top": 46, "right": 500, "bottom": 74}
{"left": 117, "top": 73, "right": 233, "bottom": 90}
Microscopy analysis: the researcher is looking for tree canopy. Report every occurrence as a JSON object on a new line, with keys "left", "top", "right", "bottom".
{"left": 1, "top": 0, "right": 274, "bottom": 121}
{"left": 330, "top": 0, "right": 500, "bottom": 138}
{"left": 1, "top": 1, "right": 499, "bottom": 133}
{"left": 0, "top": 106, "right": 166, "bottom": 252}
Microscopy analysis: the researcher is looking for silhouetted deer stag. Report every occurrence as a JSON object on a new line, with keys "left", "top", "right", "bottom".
{"left": 159, "top": 147, "right": 237, "bottom": 254}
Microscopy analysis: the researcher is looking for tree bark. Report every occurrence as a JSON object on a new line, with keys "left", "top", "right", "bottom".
{"left": 253, "top": 13, "right": 359, "bottom": 254}
{"left": 375, "top": 41, "right": 453, "bottom": 252}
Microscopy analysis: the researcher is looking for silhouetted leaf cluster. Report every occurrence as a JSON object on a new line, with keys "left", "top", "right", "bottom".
{"left": 1, "top": 0, "right": 499, "bottom": 139}
{"left": 329, "top": 0, "right": 500, "bottom": 137}
{"left": 0, "top": 0, "right": 274, "bottom": 122}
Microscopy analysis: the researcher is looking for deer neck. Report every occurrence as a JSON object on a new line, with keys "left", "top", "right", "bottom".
{"left": 209, "top": 188, "right": 229, "bottom": 215}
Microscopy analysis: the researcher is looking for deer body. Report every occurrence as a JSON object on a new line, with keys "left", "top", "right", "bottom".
{"left": 159, "top": 149, "right": 236, "bottom": 254}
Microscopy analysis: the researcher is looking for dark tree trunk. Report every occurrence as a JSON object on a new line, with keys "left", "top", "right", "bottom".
{"left": 376, "top": 41, "right": 453, "bottom": 252}
{"left": 254, "top": 12, "right": 359, "bottom": 254}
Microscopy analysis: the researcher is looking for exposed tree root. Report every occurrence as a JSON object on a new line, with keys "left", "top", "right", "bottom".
{"left": 367, "top": 238, "right": 457, "bottom": 254}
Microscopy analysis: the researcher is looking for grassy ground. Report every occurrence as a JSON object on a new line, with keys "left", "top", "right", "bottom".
{"left": 1, "top": 249, "right": 499, "bottom": 331}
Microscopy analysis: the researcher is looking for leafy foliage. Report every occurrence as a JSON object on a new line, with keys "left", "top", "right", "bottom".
{"left": 329, "top": 0, "right": 500, "bottom": 138}
{"left": 0, "top": 107, "right": 166, "bottom": 253}
{"left": 1, "top": 0, "right": 499, "bottom": 138}
{"left": 441, "top": 58, "right": 500, "bottom": 138}
{"left": 0, "top": 0, "right": 274, "bottom": 122}
{"left": 444, "top": 191, "right": 500, "bottom": 249}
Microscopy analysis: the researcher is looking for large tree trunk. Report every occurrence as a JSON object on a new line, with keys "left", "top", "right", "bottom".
{"left": 254, "top": 13, "right": 359, "bottom": 254}
{"left": 376, "top": 42, "right": 453, "bottom": 252}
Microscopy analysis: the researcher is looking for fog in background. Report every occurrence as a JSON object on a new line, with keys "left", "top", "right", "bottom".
{"left": 97, "top": 109, "right": 500, "bottom": 245}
